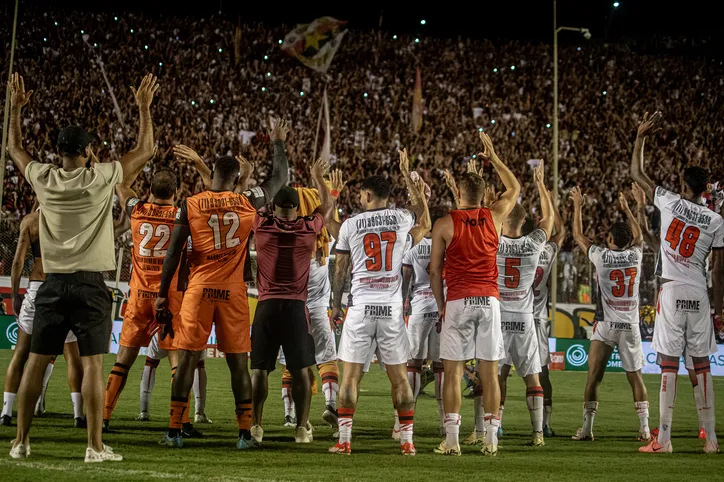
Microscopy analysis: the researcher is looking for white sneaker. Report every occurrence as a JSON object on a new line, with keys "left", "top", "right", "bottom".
{"left": 571, "top": 427, "right": 594, "bottom": 441}
{"left": 135, "top": 412, "right": 150, "bottom": 422}
{"left": 194, "top": 413, "right": 212, "bottom": 424}
{"left": 85, "top": 445, "right": 123, "bottom": 463}
{"left": 9, "top": 442, "right": 29, "bottom": 459}
{"left": 251, "top": 425, "right": 264, "bottom": 443}
{"left": 295, "top": 423, "right": 314, "bottom": 443}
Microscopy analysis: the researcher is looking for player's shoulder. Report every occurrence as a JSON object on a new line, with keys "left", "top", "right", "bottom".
{"left": 527, "top": 228, "right": 547, "bottom": 246}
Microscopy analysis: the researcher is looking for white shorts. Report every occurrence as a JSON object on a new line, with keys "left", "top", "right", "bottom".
{"left": 652, "top": 282, "right": 716, "bottom": 359}
{"left": 407, "top": 311, "right": 440, "bottom": 362}
{"left": 18, "top": 281, "right": 77, "bottom": 344}
{"left": 147, "top": 332, "right": 206, "bottom": 361}
{"left": 591, "top": 321, "right": 645, "bottom": 372}
{"left": 338, "top": 303, "right": 409, "bottom": 366}
{"left": 535, "top": 317, "right": 551, "bottom": 366}
{"left": 362, "top": 339, "right": 384, "bottom": 373}
{"left": 440, "top": 297, "right": 504, "bottom": 362}
{"left": 500, "top": 311, "right": 541, "bottom": 377}
{"left": 279, "top": 306, "right": 337, "bottom": 366}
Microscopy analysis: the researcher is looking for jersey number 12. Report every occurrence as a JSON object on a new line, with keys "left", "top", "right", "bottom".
{"left": 208, "top": 212, "right": 241, "bottom": 250}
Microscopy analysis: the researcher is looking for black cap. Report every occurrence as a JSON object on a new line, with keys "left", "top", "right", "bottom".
{"left": 273, "top": 186, "right": 300, "bottom": 209}
{"left": 57, "top": 126, "right": 94, "bottom": 155}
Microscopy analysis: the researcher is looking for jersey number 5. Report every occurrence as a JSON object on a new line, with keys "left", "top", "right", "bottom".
{"left": 138, "top": 223, "right": 171, "bottom": 257}
{"left": 208, "top": 212, "right": 241, "bottom": 250}
{"left": 665, "top": 219, "right": 699, "bottom": 258}
{"left": 364, "top": 231, "right": 397, "bottom": 271}
{"left": 504, "top": 258, "right": 521, "bottom": 289}
{"left": 610, "top": 267, "right": 637, "bottom": 297}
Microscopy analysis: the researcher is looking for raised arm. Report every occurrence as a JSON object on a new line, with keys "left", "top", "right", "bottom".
{"left": 570, "top": 187, "right": 593, "bottom": 253}
{"left": 482, "top": 132, "right": 520, "bottom": 227}
{"left": 234, "top": 154, "right": 254, "bottom": 194}
{"left": 430, "top": 215, "right": 451, "bottom": 319}
{"left": 534, "top": 160, "right": 554, "bottom": 240}
{"left": 630, "top": 111, "right": 662, "bottom": 201}
{"left": 155, "top": 203, "right": 190, "bottom": 309}
{"left": 549, "top": 190, "right": 566, "bottom": 247}
{"left": 174, "top": 145, "right": 212, "bottom": 190}
{"left": 398, "top": 149, "right": 425, "bottom": 220}
{"left": 408, "top": 175, "right": 431, "bottom": 247}
{"left": 310, "top": 158, "right": 333, "bottom": 218}
{"left": 115, "top": 184, "right": 137, "bottom": 211}
{"left": 331, "top": 252, "right": 350, "bottom": 323}
{"left": 631, "top": 181, "right": 659, "bottom": 251}
{"left": 7, "top": 73, "right": 35, "bottom": 176}
{"left": 619, "top": 192, "right": 643, "bottom": 247}
{"left": 11, "top": 217, "right": 32, "bottom": 315}
{"left": 324, "top": 169, "right": 346, "bottom": 239}
{"left": 259, "top": 118, "right": 290, "bottom": 200}
{"left": 114, "top": 207, "right": 131, "bottom": 240}
{"left": 120, "top": 74, "right": 159, "bottom": 185}
{"left": 444, "top": 169, "right": 460, "bottom": 209}
{"left": 402, "top": 265, "right": 413, "bottom": 302}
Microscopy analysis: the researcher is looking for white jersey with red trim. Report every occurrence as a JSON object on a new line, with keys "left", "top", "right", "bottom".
{"left": 533, "top": 241, "right": 559, "bottom": 319}
{"left": 589, "top": 245, "right": 642, "bottom": 324}
{"left": 402, "top": 237, "right": 438, "bottom": 314}
{"left": 336, "top": 208, "right": 416, "bottom": 305}
{"left": 655, "top": 186, "right": 724, "bottom": 287}
{"left": 496, "top": 229, "right": 547, "bottom": 314}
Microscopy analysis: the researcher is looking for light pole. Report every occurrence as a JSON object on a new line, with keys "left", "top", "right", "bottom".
{"left": 552, "top": 0, "right": 590, "bottom": 331}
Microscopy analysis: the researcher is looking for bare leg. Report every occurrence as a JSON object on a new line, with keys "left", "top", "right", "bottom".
{"left": 251, "top": 369, "right": 268, "bottom": 426}
{"left": 64, "top": 342, "right": 84, "bottom": 420}
{"left": 2, "top": 331, "right": 30, "bottom": 420}
{"left": 289, "top": 367, "right": 312, "bottom": 427}
{"left": 82, "top": 354, "right": 106, "bottom": 451}
{"left": 14, "top": 353, "right": 54, "bottom": 446}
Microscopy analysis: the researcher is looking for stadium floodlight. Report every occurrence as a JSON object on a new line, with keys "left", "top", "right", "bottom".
{"left": 613, "top": 2, "right": 620, "bottom": 7}
{"left": 510, "top": 65, "right": 515, "bottom": 70}
{"left": 420, "top": 20, "right": 426, "bottom": 25}
{"left": 264, "top": 55, "right": 268, "bottom": 60}
{"left": 393, "top": 35, "right": 397, "bottom": 39}
{"left": 219, "top": 48, "right": 222, "bottom": 53}
{"left": 415, "top": 38, "right": 420, "bottom": 43}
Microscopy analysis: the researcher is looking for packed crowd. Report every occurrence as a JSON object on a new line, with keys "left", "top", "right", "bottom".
{"left": 2, "top": 8, "right": 722, "bottom": 290}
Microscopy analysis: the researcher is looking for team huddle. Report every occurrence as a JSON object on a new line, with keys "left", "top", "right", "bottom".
{"left": 3, "top": 72, "right": 724, "bottom": 462}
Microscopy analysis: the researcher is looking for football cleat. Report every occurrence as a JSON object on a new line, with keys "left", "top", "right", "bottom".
{"left": 0, "top": 415, "right": 12, "bottom": 426}
{"left": 571, "top": 427, "right": 594, "bottom": 441}
{"left": 323, "top": 406, "right": 338, "bottom": 428}
{"left": 329, "top": 442, "right": 351, "bottom": 455}
{"left": 9, "top": 442, "right": 29, "bottom": 459}
{"left": 236, "top": 434, "right": 257, "bottom": 450}
{"left": 74, "top": 417, "right": 87, "bottom": 429}
{"left": 530, "top": 431, "right": 545, "bottom": 447}
{"left": 481, "top": 443, "right": 498, "bottom": 456}
{"left": 703, "top": 440, "right": 720, "bottom": 454}
{"left": 497, "top": 426, "right": 504, "bottom": 438}
{"left": 251, "top": 425, "right": 264, "bottom": 443}
{"left": 159, "top": 432, "right": 183, "bottom": 448}
{"left": 463, "top": 431, "right": 485, "bottom": 446}
{"left": 543, "top": 426, "right": 555, "bottom": 438}
{"left": 639, "top": 438, "right": 672, "bottom": 453}
{"left": 194, "top": 413, "right": 212, "bottom": 424}
{"left": 182, "top": 423, "right": 204, "bottom": 438}
{"left": 637, "top": 429, "right": 652, "bottom": 442}
{"left": 434, "top": 440, "right": 461, "bottom": 456}
{"left": 284, "top": 415, "right": 297, "bottom": 427}
{"left": 295, "top": 423, "right": 314, "bottom": 443}
{"left": 698, "top": 428, "right": 707, "bottom": 440}
{"left": 136, "top": 412, "right": 150, "bottom": 422}
{"left": 400, "top": 442, "right": 416, "bottom": 456}
{"left": 85, "top": 444, "right": 122, "bottom": 463}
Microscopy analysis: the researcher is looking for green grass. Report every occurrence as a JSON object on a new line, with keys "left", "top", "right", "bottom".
{"left": 0, "top": 350, "right": 721, "bottom": 481}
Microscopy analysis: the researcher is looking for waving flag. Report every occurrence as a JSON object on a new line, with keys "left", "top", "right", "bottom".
{"left": 281, "top": 17, "right": 347, "bottom": 73}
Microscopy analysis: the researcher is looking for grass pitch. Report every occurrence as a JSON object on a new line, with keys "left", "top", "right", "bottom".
{"left": 0, "top": 351, "right": 721, "bottom": 481}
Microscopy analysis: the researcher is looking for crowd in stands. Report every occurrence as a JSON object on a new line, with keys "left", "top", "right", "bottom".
{"left": 2, "top": 7, "right": 723, "bottom": 300}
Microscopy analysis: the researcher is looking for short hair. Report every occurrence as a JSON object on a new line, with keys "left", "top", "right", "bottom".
{"left": 458, "top": 173, "right": 485, "bottom": 203}
{"left": 521, "top": 217, "right": 536, "bottom": 235}
{"left": 610, "top": 222, "right": 633, "bottom": 248}
{"left": 150, "top": 169, "right": 177, "bottom": 200}
{"left": 430, "top": 206, "right": 448, "bottom": 227}
{"left": 683, "top": 166, "right": 709, "bottom": 196}
{"left": 507, "top": 204, "right": 527, "bottom": 226}
{"left": 360, "top": 175, "right": 391, "bottom": 200}
{"left": 213, "top": 156, "right": 241, "bottom": 183}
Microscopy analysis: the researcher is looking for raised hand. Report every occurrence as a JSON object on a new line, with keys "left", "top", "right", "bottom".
{"left": 483, "top": 186, "right": 498, "bottom": 207}
{"left": 478, "top": 131, "right": 498, "bottom": 161}
{"left": 467, "top": 158, "right": 483, "bottom": 176}
{"left": 236, "top": 154, "right": 254, "bottom": 179}
{"left": 131, "top": 74, "right": 159, "bottom": 108}
{"left": 444, "top": 169, "right": 460, "bottom": 200}
{"left": 173, "top": 144, "right": 203, "bottom": 164}
{"left": 571, "top": 186, "right": 585, "bottom": 206}
{"left": 398, "top": 148, "right": 411, "bottom": 177}
{"left": 631, "top": 182, "right": 646, "bottom": 207}
{"left": 309, "top": 158, "right": 330, "bottom": 179}
{"left": 533, "top": 159, "right": 545, "bottom": 185}
{"left": 637, "top": 111, "right": 663, "bottom": 138}
{"left": 618, "top": 192, "right": 632, "bottom": 213}
{"left": 329, "top": 169, "right": 346, "bottom": 195}
{"left": 269, "top": 118, "right": 290, "bottom": 142}
{"left": 9, "top": 73, "right": 33, "bottom": 109}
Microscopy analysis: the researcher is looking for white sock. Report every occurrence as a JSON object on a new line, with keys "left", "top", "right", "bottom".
{"left": 473, "top": 395, "right": 485, "bottom": 433}
{"left": 696, "top": 368, "right": 717, "bottom": 445}
{"left": 526, "top": 387, "right": 544, "bottom": 433}
{"left": 193, "top": 368, "right": 207, "bottom": 414}
{"left": 444, "top": 413, "right": 461, "bottom": 447}
{"left": 140, "top": 364, "right": 156, "bottom": 414}
{"left": 498, "top": 404, "right": 505, "bottom": 428}
{"left": 338, "top": 411, "right": 353, "bottom": 444}
{"left": 398, "top": 410, "right": 414, "bottom": 444}
{"left": 71, "top": 392, "right": 83, "bottom": 419}
{"left": 36, "top": 362, "right": 54, "bottom": 410}
{"left": 434, "top": 370, "right": 445, "bottom": 431}
{"left": 693, "top": 381, "right": 705, "bottom": 430}
{"left": 282, "top": 386, "right": 295, "bottom": 417}
{"left": 322, "top": 381, "right": 339, "bottom": 410}
{"left": 484, "top": 414, "right": 500, "bottom": 446}
{"left": 582, "top": 401, "right": 598, "bottom": 435}
{"left": 657, "top": 371, "right": 677, "bottom": 444}
{"left": 393, "top": 409, "right": 400, "bottom": 433}
{"left": 2, "top": 392, "right": 16, "bottom": 418}
{"left": 543, "top": 403, "right": 552, "bottom": 429}
{"left": 635, "top": 401, "right": 650, "bottom": 435}
{"left": 407, "top": 367, "right": 421, "bottom": 401}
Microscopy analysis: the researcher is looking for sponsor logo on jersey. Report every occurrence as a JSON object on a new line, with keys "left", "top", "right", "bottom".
{"left": 199, "top": 195, "right": 246, "bottom": 211}
{"left": 501, "top": 320, "right": 525, "bottom": 333}
{"left": 464, "top": 296, "right": 491, "bottom": 306}
{"left": 672, "top": 203, "right": 713, "bottom": 227}
{"left": 364, "top": 305, "right": 392, "bottom": 317}
{"left": 137, "top": 289, "right": 158, "bottom": 300}
{"left": 609, "top": 322, "right": 632, "bottom": 331}
{"left": 461, "top": 217, "right": 486, "bottom": 227}
{"left": 355, "top": 214, "right": 399, "bottom": 230}
{"left": 202, "top": 288, "right": 231, "bottom": 301}
{"left": 675, "top": 299, "right": 700, "bottom": 312}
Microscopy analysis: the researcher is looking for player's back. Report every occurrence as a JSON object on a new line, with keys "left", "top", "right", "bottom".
{"left": 589, "top": 245, "right": 642, "bottom": 324}
{"left": 336, "top": 208, "right": 416, "bottom": 304}
{"left": 183, "top": 190, "right": 256, "bottom": 285}
{"left": 496, "top": 229, "right": 547, "bottom": 313}
{"left": 445, "top": 208, "right": 499, "bottom": 301}
{"left": 128, "top": 200, "right": 178, "bottom": 291}
{"left": 655, "top": 186, "right": 724, "bottom": 287}
{"left": 403, "top": 237, "right": 437, "bottom": 313}
{"left": 533, "top": 241, "right": 559, "bottom": 319}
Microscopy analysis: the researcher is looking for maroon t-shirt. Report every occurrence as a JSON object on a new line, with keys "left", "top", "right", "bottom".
{"left": 253, "top": 212, "right": 325, "bottom": 301}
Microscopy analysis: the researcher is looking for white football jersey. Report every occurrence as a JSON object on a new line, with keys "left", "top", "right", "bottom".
{"left": 496, "top": 229, "right": 547, "bottom": 314}
{"left": 533, "top": 241, "right": 559, "bottom": 319}
{"left": 402, "top": 237, "right": 439, "bottom": 314}
{"left": 655, "top": 186, "right": 724, "bottom": 287}
{"left": 589, "top": 245, "right": 642, "bottom": 324}
{"left": 307, "top": 259, "right": 330, "bottom": 309}
{"left": 336, "top": 208, "right": 416, "bottom": 305}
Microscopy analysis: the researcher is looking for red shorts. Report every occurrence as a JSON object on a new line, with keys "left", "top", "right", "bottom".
{"left": 121, "top": 288, "right": 182, "bottom": 351}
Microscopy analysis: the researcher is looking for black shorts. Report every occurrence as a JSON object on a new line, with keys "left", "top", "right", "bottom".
{"left": 30, "top": 272, "right": 112, "bottom": 357}
{"left": 251, "top": 299, "right": 316, "bottom": 372}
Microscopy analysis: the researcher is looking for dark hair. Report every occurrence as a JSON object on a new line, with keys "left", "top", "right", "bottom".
{"left": 522, "top": 217, "right": 536, "bottom": 235}
{"left": 360, "top": 175, "right": 391, "bottom": 200}
{"left": 213, "top": 156, "right": 241, "bottom": 183}
{"left": 458, "top": 173, "right": 485, "bottom": 203}
{"left": 610, "top": 222, "right": 633, "bottom": 248}
{"left": 683, "top": 166, "right": 709, "bottom": 196}
{"left": 430, "top": 206, "right": 448, "bottom": 227}
{"left": 150, "top": 169, "right": 178, "bottom": 200}
{"left": 507, "top": 204, "right": 527, "bottom": 226}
